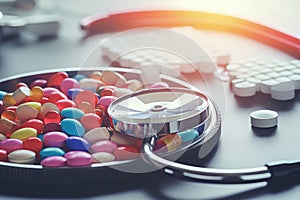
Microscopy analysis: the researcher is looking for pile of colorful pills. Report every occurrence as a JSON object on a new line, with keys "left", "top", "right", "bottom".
{"left": 0, "top": 70, "right": 202, "bottom": 167}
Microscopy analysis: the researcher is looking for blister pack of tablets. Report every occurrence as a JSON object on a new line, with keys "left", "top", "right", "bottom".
{"left": 100, "top": 27, "right": 230, "bottom": 78}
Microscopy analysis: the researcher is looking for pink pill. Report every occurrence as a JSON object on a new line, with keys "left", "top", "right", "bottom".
{"left": 44, "top": 131, "right": 68, "bottom": 147}
{"left": 65, "top": 151, "right": 92, "bottom": 167}
{"left": 48, "top": 91, "right": 68, "bottom": 103}
{"left": 80, "top": 113, "right": 102, "bottom": 131}
{"left": 0, "top": 139, "right": 23, "bottom": 153}
{"left": 43, "top": 87, "right": 61, "bottom": 98}
{"left": 98, "top": 96, "right": 117, "bottom": 111}
{"left": 60, "top": 78, "right": 80, "bottom": 95}
{"left": 41, "top": 156, "right": 67, "bottom": 167}
{"left": 91, "top": 140, "right": 117, "bottom": 153}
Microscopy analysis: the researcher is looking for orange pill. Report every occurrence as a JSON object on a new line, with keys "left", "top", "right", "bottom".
{"left": 1, "top": 110, "right": 16, "bottom": 121}
{"left": 3, "top": 93, "right": 16, "bottom": 107}
{"left": 90, "top": 71, "right": 102, "bottom": 81}
{"left": 77, "top": 101, "right": 94, "bottom": 113}
{"left": 159, "top": 134, "right": 182, "bottom": 152}
{"left": 30, "top": 86, "right": 44, "bottom": 102}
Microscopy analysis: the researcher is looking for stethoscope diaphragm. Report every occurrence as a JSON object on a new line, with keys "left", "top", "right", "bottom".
{"left": 108, "top": 87, "right": 211, "bottom": 138}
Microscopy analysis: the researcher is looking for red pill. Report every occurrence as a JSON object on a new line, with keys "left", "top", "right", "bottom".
{"left": 23, "top": 137, "right": 43, "bottom": 153}
{"left": 21, "top": 119, "right": 44, "bottom": 134}
{"left": 47, "top": 72, "right": 69, "bottom": 87}
{"left": 5, "top": 106, "right": 17, "bottom": 112}
{"left": 75, "top": 90, "right": 98, "bottom": 107}
{"left": 48, "top": 91, "right": 68, "bottom": 103}
{"left": 94, "top": 109, "right": 104, "bottom": 119}
{"left": 100, "top": 88, "right": 115, "bottom": 97}
{"left": 44, "top": 110, "right": 61, "bottom": 124}
{"left": 113, "top": 146, "right": 139, "bottom": 161}
{"left": 80, "top": 113, "right": 102, "bottom": 131}
{"left": 43, "top": 87, "right": 60, "bottom": 98}
{"left": 0, "top": 149, "right": 7, "bottom": 161}
{"left": 30, "top": 79, "right": 47, "bottom": 88}
{"left": 56, "top": 99, "right": 76, "bottom": 111}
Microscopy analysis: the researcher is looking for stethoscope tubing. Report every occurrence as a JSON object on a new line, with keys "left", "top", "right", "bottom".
{"left": 81, "top": 10, "right": 300, "bottom": 58}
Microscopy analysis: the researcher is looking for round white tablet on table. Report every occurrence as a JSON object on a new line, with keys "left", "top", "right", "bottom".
{"left": 250, "top": 110, "right": 278, "bottom": 128}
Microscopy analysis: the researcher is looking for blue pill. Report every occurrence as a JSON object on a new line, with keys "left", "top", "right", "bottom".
{"left": 61, "top": 108, "right": 84, "bottom": 119}
{"left": 197, "top": 124, "right": 205, "bottom": 133}
{"left": 40, "top": 147, "right": 65, "bottom": 160}
{"left": 66, "top": 136, "right": 90, "bottom": 152}
{"left": 61, "top": 118, "right": 85, "bottom": 137}
{"left": 73, "top": 74, "right": 87, "bottom": 82}
{"left": 37, "top": 134, "right": 45, "bottom": 143}
{"left": 67, "top": 88, "right": 83, "bottom": 100}
{"left": 0, "top": 91, "right": 7, "bottom": 100}
{"left": 177, "top": 129, "right": 199, "bottom": 143}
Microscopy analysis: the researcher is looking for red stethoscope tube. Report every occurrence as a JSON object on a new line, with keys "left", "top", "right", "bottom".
{"left": 80, "top": 10, "right": 300, "bottom": 58}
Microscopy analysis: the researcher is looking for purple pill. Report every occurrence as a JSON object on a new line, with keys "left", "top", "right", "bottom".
{"left": 44, "top": 131, "right": 68, "bottom": 148}
{"left": 0, "top": 139, "right": 23, "bottom": 153}
{"left": 65, "top": 151, "right": 92, "bottom": 167}
{"left": 43, "top": 123, "right": 61, "bottom": 133}
{"left": 41, "top": 156, "right": 67, "bottom": 167}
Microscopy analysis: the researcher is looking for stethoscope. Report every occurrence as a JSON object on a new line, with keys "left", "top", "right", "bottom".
{"left": 79, "top": 10, "right": 300, "bottom": 185}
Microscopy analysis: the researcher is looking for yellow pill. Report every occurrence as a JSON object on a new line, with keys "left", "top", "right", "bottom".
{"left": 16, "top": 104, "right": 39, "bottom": 122}
{"left": 10, "top": 128, "right": 37, "bottom": 141}
{"left": 3, "top": 93, "right": 16, "bottom": 107}
{"left": 12, "top": 86, "right": 31, "bottom": 104}
{"left": 101, "top": 70, "right": 127, "bottom": 87}
{"left": 20, "top": 102, "right": 42, "bottom": 111}
{"left": 30, "top": 86, "right": 44, "bottom": 102}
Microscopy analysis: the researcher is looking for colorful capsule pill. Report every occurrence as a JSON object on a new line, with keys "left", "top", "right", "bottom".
{"left": 177, "top": 129, "right": 199, "bottom": 143}
{"left": 40, "top": 147, "right": 65, "bottom": 160}
{"left": 0, "top": 139, "right": 23, "bottom": 153}
{"left": 92, "top": 152, "right": 115, "bottom": 163}
{"left": 91, "top": 140, "right": 117, "bottom": 153}
{"left": 41, "top": 156, "right": 67, "bottom": 167}
{"left": 8, "top": 149, "right": 36, "bottom": 164}
{"left": 61, "top": 118, "right": 85, "bottom": 137}
{"left": 113, "top": 146, "right": 139, "bottom": 161}
{"left": 65, "top": 136, "right": 90, "bottom": 152}
{"left": 10, "top": 128, "right": 37, "bottom": 141}
{"left": 60, "top": 78, "right": 80, "bottom": 94}
{"left": 65, "top": 151, "right": 92, "bottom": 167}
{"left": 23, "top": 137, "right": 43, "bottom": 154}
{"left": 83, "top": 127, "right": 110, "bottom": 144}
{"left": 61, "top": 107, "right": 84, "bottom": 119}
{"left": 159, "top": 134, "right": 182, "bottom": 152}
{"left": 80, "top": 113, "right": 102, "bottom": 131}
{"left": 44, "top": 131, "right": 68, "bottom": 148}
